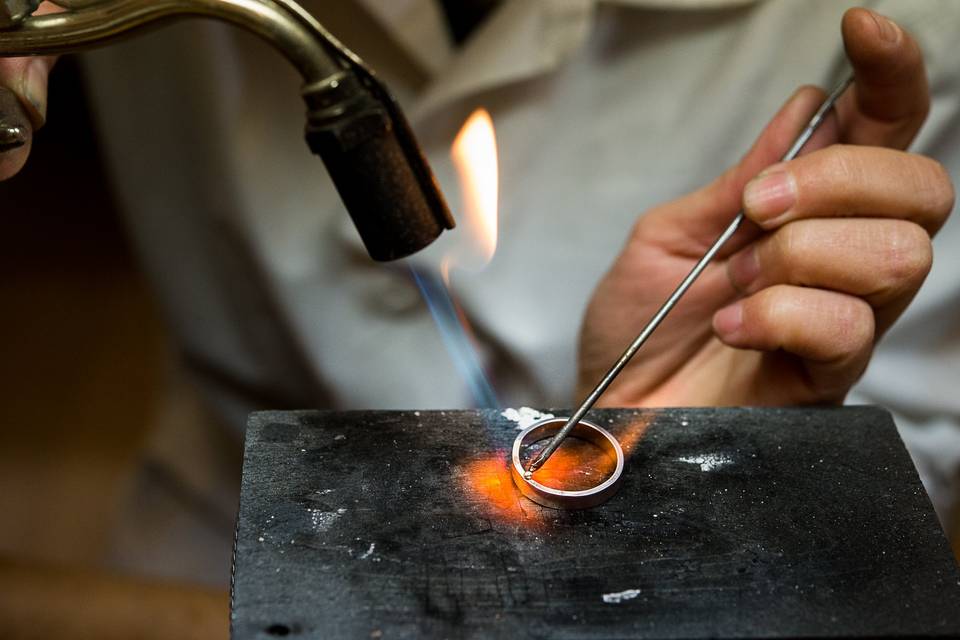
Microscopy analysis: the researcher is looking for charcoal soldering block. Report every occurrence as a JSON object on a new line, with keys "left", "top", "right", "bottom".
{"left": 231, "top": 406, "right": 960, "bottom": 639}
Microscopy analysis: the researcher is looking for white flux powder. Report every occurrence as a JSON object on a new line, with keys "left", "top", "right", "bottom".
{"left": 501, "top": 407, "right": 555, "bottom": 430}
{"left": 678, "top": 453, "right": 733, "bottom": 472}
{"left": 602, "top": 588, "right": 642, "bottom": 603}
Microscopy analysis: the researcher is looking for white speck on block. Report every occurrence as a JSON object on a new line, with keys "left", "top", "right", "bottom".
{"left": 602, "top": 588, "right": 642, "bottom": 603}
{"left": 300, "top": 448, "right": 307, "bottom": 453}
{"left": 678, "top": 453, "right": 733, "bottom": 472}
{"left": 337, "top": 508, "right": 347, "bottom": 514}
{"left": 258, "top": 536, "right": 265, "bottom": 543}
{"left": 334, "top": 435, "right": 346, "bottom": 441}
{"left": 414, "top": 411, "right": 421, "bottom": 416}
{"left": 360, "top": 542, "right": 376, "bottom": 560}
{"left": 309, "top": 508, "right": 341, "bottom": 532}
{"left": 501, "top": 407, "right": 555, "bottom": 430}
{"left": 680, "top": 420, "right": 689, "bottom": 427}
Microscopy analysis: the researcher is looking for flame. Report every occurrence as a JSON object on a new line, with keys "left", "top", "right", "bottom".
{"left": 458, "top": 416, "right": 657, "bottom": 525}
{"left": 526, "top": 415, "right": 654, "bottom": 490}
{"left": 407, "top": 108, "right": 501, "bottom": 407}
{"left": 450, "top": 108, "right": 499, "bottom": 269}
{"left": 528, "top": 440, "right": 618, "bottom": 491}
{"left": 616, "top": 414, "right": 654, "bottom": 456}
{"left": 461, "top": 452, "right": 526, "bottom": 518}
{"left": 458, "top": 440, "right": 621, "bottom": 527}
{"left": 458, "top": 417, "right": 655, "bottom": 526}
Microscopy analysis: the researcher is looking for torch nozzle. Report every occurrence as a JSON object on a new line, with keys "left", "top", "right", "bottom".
{"left": 0, "top": 0, "right": 455, "bottom": 262}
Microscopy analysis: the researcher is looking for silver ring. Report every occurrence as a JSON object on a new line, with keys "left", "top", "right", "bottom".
{"left": 510, "top": 417, "right": 624, "bottom": 509}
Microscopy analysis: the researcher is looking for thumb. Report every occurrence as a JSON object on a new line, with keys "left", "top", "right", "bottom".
{"left": 639, "top": 86, "right": 839, "bottom": 257}
{"left": 0, "top": 1, "right": 59, "bottom": 180}
{"left": 0, "top": 56, "right": 55, "bottom": 180}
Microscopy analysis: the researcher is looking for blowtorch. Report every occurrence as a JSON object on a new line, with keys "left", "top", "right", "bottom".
{"left": 0, "top": 0, "right": 455, "bottom": 262}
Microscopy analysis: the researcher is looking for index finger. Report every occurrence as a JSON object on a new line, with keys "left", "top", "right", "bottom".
{"left": 837, "top": 7, "right": 929, "bottom": 150}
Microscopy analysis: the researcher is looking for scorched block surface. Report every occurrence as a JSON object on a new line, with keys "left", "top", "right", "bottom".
{"left": 231, "top": 407, "right": 960, "bottom": 639}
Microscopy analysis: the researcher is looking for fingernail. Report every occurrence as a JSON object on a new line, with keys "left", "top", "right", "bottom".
{"left": 870, "top": 11, "right": 901, "bottom": 43}
{"left": 0, "top": 124, "right": 27, "bottom": 152}
{"left": 743, "top": 167, "right": 796, "bottom": 226}
{"left": 0, "top": 86, "right": 30, "bottom": 152}
{"left": 20, "top": 58, "right": 49, "bottom": 127}
{"left": 727, "top": 245, "right": 760, "bottom": 292}
{"left": 713, "top": 303, "right": 743, "bottom": 340}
